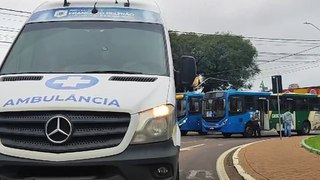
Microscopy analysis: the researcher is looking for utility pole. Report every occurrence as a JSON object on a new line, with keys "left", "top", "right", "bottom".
{"left": 272, "top": 75, "right": 283, "bottom": 140}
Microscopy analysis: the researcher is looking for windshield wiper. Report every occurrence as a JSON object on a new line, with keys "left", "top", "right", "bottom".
{"left": 83, "top": 70, "right": 143, "bottom": 74}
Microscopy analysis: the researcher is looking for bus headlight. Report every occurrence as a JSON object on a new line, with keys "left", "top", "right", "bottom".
{"left": 131, "top": 105, "right": 175, "bottom": 144}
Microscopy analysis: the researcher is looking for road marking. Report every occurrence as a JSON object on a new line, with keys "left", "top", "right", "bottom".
{"left": 186, "top": 170, "right": 214, "bottom": 179}
{"left": 181, "top": 140, "right": 199, "bottom": 144}
{"left": 181, "top": 144, "right": 205, "bottom": 152}
{"left": 182, "top": 139, "right": 209, "bottom": 144}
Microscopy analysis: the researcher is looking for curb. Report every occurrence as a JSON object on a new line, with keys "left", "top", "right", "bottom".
{"left": 216, "top": 145, "right": 241, "bottom": 180}
{"left": 232, "top": 143, "right": 256, "bottom": 180}
{"left": 301, "top": 136, "right": 320, "bottom": 155}
{"left": 216, "top": 140, "right": 267, "bottom": 180}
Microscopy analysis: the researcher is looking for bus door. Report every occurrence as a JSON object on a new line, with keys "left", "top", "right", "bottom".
{"left": 187, "top": 96, "right": 203, "bottom": 131}
{"left": 309, "top": 97, "right": 320, "bottom": 130}
{"left": 258, "top": 97, "right": 269, "bottom": 130}
{"left": 228, "top": 96, "right": 246, "bottom": 132}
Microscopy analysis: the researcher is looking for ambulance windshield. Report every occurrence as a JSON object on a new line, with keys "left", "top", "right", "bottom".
{"left": 0, "top": 21, "right": 168, "bottom": 76}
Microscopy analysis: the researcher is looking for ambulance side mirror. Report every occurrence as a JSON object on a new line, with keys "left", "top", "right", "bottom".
{"left": 175, "top": 56, "right": 197, "bottom": 90}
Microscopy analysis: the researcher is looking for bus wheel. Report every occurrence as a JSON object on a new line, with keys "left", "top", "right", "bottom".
{"left": 298, "top": 121, "right": 311, "bottom": 135}
{"left": 198, "top": 131, "right": 208, "bottom": 135}
{"left": 222, "top": 133, "right": 232, "bottom": 138}
{"left": 181, "top": 131, "right": 188, "bottom": 136}
{"left": 243, "top": 124, "right": 253, "bottom": 138}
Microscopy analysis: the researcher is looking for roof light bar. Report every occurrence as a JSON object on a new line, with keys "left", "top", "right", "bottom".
{"left": 63, "top": 0, "right": 129, "bottom": 7}
{"left": 124, "top": 0, "right": 130, "bottom": 7}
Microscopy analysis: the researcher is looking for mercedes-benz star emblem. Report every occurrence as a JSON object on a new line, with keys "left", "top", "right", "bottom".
{"left": 45, "top": 115, "right": 72, "bottom": 144}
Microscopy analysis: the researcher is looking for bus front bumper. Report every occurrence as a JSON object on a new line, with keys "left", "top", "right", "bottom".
{"left": 202, "top": 119, "right": 228, "bottom": 132}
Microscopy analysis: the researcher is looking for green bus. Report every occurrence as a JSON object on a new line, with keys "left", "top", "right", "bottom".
{"left": 269, "top": 93, "right": 320, "bottom": 135}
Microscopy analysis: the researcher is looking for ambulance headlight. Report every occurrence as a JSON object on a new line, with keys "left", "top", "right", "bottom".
{"left": 131, "top": 105, "right": 175, "bottom": 144}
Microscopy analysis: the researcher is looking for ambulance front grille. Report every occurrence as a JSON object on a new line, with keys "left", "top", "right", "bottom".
{"left": 0, "top": 111, "right": 130, "bottom": 153}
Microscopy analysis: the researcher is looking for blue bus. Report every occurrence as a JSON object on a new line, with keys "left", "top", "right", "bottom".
{"left": 201, "top": 90, "right": 271, "bottom": 137}
{"left": 176, "top": 92, "right": 207, "bottom": 136}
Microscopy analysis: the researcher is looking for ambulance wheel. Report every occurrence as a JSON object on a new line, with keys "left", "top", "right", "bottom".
{"left": 181, "top": 131, "right": 188, "bottom": 136}
{"left": 222, "top": 133, "right": 232, "bottom": 138}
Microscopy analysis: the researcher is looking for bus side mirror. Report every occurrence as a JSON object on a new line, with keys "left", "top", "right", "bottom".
{"left": 175, "top": 56, "right": 197, "bottom": 90}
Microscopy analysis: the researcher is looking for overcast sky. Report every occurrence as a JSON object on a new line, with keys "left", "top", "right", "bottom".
{"left": 1, "top": 0, "right": 320, "bottom": 91}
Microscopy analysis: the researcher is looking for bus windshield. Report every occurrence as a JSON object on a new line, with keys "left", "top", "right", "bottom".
{"left": 202, "top": 97, "right": 226, "bottom": 120}
{"left": 0, "top": 21, "right": 168, "bottom": 76}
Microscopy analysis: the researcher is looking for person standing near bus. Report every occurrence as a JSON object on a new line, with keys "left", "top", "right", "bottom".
{"left": 282, "top": 109, "right": 294, "bottom": 137}
{"left": 252, "top": 110, "right": 261, "bottom": 137}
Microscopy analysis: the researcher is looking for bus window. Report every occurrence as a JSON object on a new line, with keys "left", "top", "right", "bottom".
{"left": 229, "top": 96, "right": 244, "bottom": 115}
{"left": 245, "top": 95, "right": 255, "bottom": 111}
{"left": 270, "top": 96, "right": 278, "bottom": 111}
{"left": 282, "top": 98, "right": 295, "bottom": 111}
{"left": 295, "top": 98, "right": 308, "bottom": 111}
{"left": 309, "top": 97, "right": 319, "bottom": 111}
{"left": 189, "top": 97, "right": 201, "bottom": 114}
{"left": 177, "top": 98, "right": 186, "bottom": 118}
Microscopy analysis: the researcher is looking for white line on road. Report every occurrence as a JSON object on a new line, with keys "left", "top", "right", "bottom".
{"left": 181, "top": 144, "right": 205, "bottom": 152}
{"left": 187, "top": 170, "right": 214, "bottom": 179}
{"left": 182, "top": 139, "right": 209, "bottom": 144}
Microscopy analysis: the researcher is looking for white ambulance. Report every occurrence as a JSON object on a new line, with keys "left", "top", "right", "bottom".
{"left": 0, "top": 0, "right": 196, "bottom": 179}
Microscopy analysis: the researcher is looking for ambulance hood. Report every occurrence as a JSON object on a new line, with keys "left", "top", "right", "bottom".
{"left": 0, "top": 74, "right": 171, "bottom": 114}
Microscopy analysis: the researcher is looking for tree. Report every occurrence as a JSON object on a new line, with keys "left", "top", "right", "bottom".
{"left": 169, "top": 31, "right": 260, "bottom": 91}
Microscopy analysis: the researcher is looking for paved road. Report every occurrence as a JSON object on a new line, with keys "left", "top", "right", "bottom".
{"left": 179, "top": 131, "right": 280, "bottom": 180}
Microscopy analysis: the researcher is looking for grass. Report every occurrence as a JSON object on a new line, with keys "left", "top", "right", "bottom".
{"left": 305, "top": 135, "right": 320, "bottom": 150}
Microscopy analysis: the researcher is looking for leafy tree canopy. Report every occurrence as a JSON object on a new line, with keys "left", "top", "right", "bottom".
{"left": 169, "top": 31, "right": 260, "bottom": 91}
